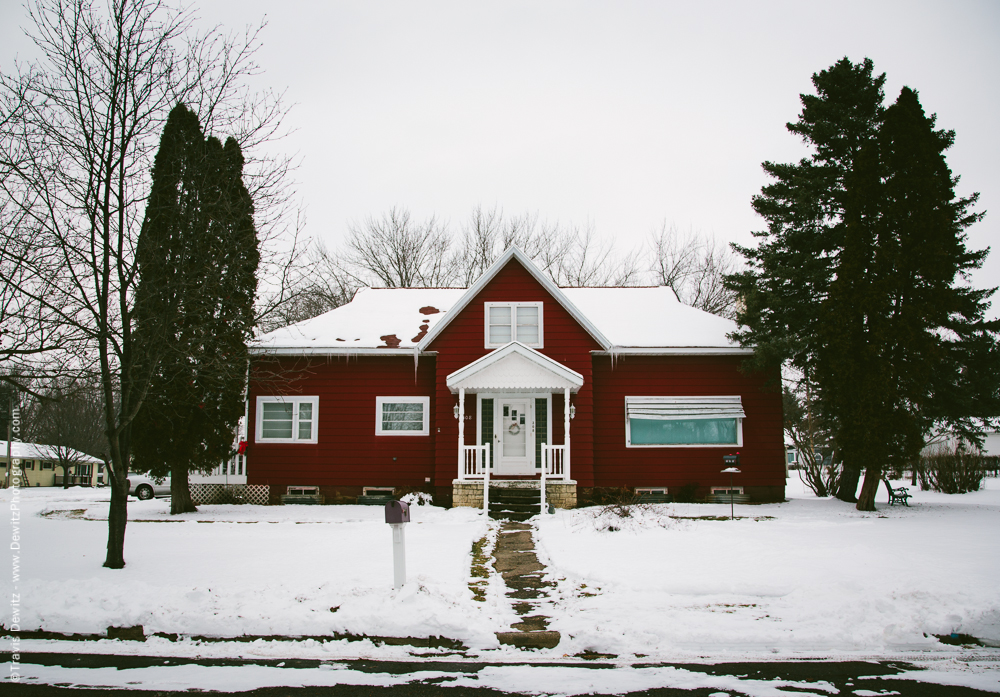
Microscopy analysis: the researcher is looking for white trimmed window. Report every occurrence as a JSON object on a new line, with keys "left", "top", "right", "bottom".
{"left": 485, "top": 302, "right": 543, "bottom": 347}
{"left": 376, "top": 397, "right": 430, "bottom": 436}
{"left": 256, "top": 396, "right": 319, "bottom": 443}
{"left": 625, "top": 396, "right": 745, "bottom": 447}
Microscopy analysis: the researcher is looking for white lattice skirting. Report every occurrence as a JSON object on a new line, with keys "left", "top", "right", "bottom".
{"left": 190, "top": 484, "right": 270, "bottom": 506}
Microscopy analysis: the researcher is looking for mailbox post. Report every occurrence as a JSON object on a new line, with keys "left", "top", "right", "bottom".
{"left": 384, "top": 500, "right": 410, "bottom": 589}
{"left": 722, "top": 454, "right": 741, "bottom": 521}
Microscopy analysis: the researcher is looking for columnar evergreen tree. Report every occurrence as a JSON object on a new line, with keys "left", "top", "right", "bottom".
{"left": 132, "top": 103, "right": 259, "bottom": 514}
{"left": 728, "top": 59, "right": 999, "bottom": 511}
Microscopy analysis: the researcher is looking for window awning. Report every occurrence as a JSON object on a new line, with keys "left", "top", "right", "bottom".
{"left": 626, "top": 396, "right": 745, "bottom": 420}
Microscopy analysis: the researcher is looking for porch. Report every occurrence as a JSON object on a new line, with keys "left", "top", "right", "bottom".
{"left": 446, "top": 342, "right": 582, "bottom": 511}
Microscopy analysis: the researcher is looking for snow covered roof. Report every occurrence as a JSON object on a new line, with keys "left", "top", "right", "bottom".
{"left": 255, "top": 288, "right": 466, "bottom": 354}
{"left": 561, "top": 286, "right": 744, "bottom": 351}
{"left": 0, "top": 441, "right": 103, "bottom": 463}
{"left": 254, "top": 251, "right": 747, "bottom": 355}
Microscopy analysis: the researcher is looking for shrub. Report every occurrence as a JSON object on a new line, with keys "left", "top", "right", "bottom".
{"left": 917, "top": 449, "right": 987, "bottom": 494}
{"left": 673, "top": 482, "right": 700, "bottom": 503}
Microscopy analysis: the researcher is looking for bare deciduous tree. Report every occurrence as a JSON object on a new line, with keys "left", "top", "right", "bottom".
{"left": 269, "top": 207, "right": 736, "bottom": 331}
{"left": 783, "top": 376, "right": 840, "bottom": 497}
{"left": 25, "top": 381, "right": 107, "bottom": 488}
{"left": 648, "top": 223, "right": 740, "bottom": 318}
{"left": 0, "top": 0, "right": 290, "bottom": 567}
{"left": 342, "top": 207, "right": 455, "bottom": 288}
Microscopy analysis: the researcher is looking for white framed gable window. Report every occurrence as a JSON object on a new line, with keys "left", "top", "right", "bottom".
{"left": 256, "top": 396, "right": 319, "bottom": 443}
{"left": 485, "top": 302, "right": 543, "bottom": 347}
{"left": 625, "top": 396, "right": 745, "bottom": 447}
{"left": 376, "top": 396, "right": 430, "bottom": 436}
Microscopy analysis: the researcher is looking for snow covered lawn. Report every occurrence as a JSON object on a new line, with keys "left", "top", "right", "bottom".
{"left": 4, "top": 477, "right": 1000, "bottom": 661}
{"left": 6, "top": 489, "right": 503, "bottom": 645}
{"left": 535, "top": 476, "right": 1000, "bottom": 656}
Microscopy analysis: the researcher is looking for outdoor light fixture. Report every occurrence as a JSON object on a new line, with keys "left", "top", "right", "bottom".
{"left": 453, "top": 404, "right": 460, "bottom": 419}
{"left": 569, "top": 404, "right": 576, "bottom": 420}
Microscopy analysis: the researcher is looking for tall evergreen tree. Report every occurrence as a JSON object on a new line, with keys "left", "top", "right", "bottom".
{"left": 132, "top": 103, "right": 259, "bottom": 514}
{"left": 820, "top": 87, "right": 999, "bottom": 509}
{"left": 728, "top": 60, "right": 999, "bottom": 511}
{"left": 727, "top": 58, "right": 886, "bottom": 500}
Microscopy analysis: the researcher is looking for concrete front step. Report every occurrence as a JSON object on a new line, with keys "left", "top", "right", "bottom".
{"left": 489, "top": 501, "right": 540, "bottom": 514}
{"left": 489, "top": 511, "right": 535, "bottom": 521}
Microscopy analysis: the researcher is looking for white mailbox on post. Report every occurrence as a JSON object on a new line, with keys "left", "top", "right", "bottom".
{"left": 385, "top": 500, "right": 410, "bottom": 589}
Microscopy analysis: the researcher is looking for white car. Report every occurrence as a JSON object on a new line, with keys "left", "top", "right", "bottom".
{"left": 127, "top": 473, "right": 171, "bottom": 500}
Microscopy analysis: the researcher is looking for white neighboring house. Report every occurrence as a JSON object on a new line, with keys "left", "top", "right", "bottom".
{"left": 982, "top": 431, "right": 1000, "bottom": 457}
{"left": 188, "top": 415, "right": 248, "bottom": 485}
{"left": 922, "top": 430, "right": 1000, "bottom": 457}
{"left": 0, "top": 440, "right": 105, "bottom": 487}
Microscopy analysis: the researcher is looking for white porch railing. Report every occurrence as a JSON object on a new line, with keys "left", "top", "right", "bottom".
{"left": 459, "top": 444, "right": 490, "bottom": 480}
{"left": 459, "top": 444, "right": 490, "bottom": 515}
{"left": 540, "top": 443, "right": 569, "bottom": 513}
{"left": 541, "top": 444, "right": 568, "bottom": 480}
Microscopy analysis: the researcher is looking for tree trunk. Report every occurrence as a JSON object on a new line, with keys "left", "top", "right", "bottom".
{"left": 170, "top": 465, "right": 197, "bottom": 515}
{"left": 856, "top": 466, "right": 882, "bottom": 511}
{"left": 62, "top": 463, "right": 71, "bottom": 489}
{"left": 103, "top": 471, "right": 128, "bottom": 568}
{"left": 836, "top": 464, "right": 861, "bottom": 502}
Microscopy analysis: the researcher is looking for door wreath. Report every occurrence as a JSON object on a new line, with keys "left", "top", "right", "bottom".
{"left": 508, "top": 422, "right": 521, "bottom": 435}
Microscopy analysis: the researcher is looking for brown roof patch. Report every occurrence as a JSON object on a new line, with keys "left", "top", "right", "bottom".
{"left": 419, "top": 306, "right": 440, "bottom": 315}
{"left": 411, "top": 322, "right": 430, "bottom": 343}
{"left": 379, "top": 334, "right": 402, "bottom": 348}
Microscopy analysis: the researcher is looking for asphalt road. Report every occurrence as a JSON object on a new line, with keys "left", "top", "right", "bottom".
{"left": 2, "top": 652, "right": 997, "bottom": 696}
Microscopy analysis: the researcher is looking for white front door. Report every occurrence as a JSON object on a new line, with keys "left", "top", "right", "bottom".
{"left": 496, "top": 398, "right": 532, "bottom": 475}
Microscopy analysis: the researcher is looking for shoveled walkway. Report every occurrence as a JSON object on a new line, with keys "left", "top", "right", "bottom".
{"left": 491, "top": 521, "right": 561, "bottom": 649}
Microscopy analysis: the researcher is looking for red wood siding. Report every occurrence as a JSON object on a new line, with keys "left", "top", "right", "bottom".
{"left": 427, "top": 258, "right": 602, "bottom": 487}
{"left": 247, "top": 355, "right": 436, "bottom": 495}
{"left": 592, "top": 355, "right": 785, "bottom": 495}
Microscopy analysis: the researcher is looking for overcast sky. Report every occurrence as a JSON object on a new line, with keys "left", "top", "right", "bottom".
{"left": 3, "top": 0, "right": 999, "bottom": 310}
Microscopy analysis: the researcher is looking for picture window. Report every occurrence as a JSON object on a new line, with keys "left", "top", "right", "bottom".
{"left": 625, "top": 396, "right": 745, "bottom": 447}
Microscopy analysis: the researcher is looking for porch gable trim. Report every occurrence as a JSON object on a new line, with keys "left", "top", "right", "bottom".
{"left": 446, "top": 341, "right": 584, "bottom": 393}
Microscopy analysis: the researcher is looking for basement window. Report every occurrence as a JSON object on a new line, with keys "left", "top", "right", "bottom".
{"left": 363, "top": 487, "right": 395, "bottom": 497}
{"left": 711, "top": 487, "right": 744, "bottom": 496}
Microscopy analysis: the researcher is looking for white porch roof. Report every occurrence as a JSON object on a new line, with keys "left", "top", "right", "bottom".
{"left": 446, "top": 342, "right": 584, "bottom": 394}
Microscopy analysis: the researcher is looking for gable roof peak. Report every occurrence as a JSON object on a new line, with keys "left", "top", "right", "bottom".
{"left": 417, "top": 245, "right": 612, "bottom": 351}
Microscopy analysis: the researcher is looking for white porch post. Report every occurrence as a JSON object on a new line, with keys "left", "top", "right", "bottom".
{"left": 457, "top": 387, "right": 465, "bottom": 479}
{"left": 564, "top": 387, "right": 571, "bottom": 481}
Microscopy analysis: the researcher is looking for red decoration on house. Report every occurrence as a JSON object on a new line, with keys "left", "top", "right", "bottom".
{"left": 237, "top": 440, "right": 247, "bottom": 455}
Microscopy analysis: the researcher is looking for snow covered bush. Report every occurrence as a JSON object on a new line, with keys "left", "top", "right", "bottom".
{"left": 586, "top": 501, "right": 678, "bottom": 533}
{"left": 400, "top": 491, "right": 435, "bottom": 506}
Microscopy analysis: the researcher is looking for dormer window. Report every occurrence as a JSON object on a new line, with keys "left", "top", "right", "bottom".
{"left": 485, "top": 302, "right": 543, "bottom": 347}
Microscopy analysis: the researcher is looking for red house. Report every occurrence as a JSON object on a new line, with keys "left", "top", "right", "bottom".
{"left": 248, "top": 247, "right": 785, "bottom": 507}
